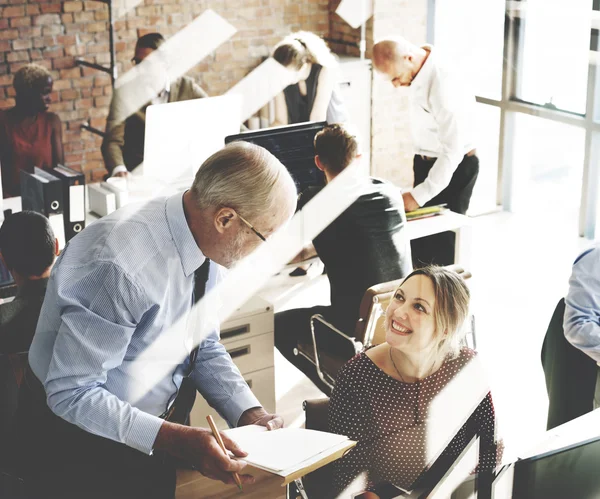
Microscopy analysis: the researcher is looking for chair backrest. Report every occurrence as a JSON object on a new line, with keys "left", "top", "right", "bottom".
{"left": 541, "top": 298, "right": 597, "bottom": 430}
{"left": 354, "top": 265, "right": 472, "bottom": 347}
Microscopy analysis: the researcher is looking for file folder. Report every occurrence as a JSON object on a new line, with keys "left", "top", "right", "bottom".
{"left": 20, "top": 168, "right": 66, "bottom": 248}
{"left": 50, "top": 165, "right": 86, "bottom": 241}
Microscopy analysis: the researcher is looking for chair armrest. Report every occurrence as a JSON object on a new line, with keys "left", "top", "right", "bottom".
{"left": 306, "top": 314, "right": 362, "bottom": 389}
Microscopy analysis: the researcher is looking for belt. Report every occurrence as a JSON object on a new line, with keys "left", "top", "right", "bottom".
{"left": 419, "top": 149, "right": 476, "bottom": 161}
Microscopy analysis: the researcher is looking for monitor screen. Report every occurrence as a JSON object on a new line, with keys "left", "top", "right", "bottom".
{"left": 0, "top": 257, "right": 16, "bottom": 299}
{"left": 225, "top": 121, "right": 327, "bottom": 193}
{"left": 512, "top": 435, "right": 600, "bottom": 498}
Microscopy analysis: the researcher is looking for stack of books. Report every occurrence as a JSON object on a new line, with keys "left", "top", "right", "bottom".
{"left": 406, "top": 204, "right": 448, "bottom": 221}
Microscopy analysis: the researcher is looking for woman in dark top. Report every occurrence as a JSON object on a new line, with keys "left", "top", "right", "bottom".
{"left": 272, "top": 31, "right": 348, "bottom": 126}
{"left": 0, "top": 64, "right": 64, "bottom": 198}
{"left": 328, "top": 266, "right": 502, "bottom": 498}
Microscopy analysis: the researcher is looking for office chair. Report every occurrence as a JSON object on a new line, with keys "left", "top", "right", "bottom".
{"left": 541, "top": 298, "right": 597, "bottom": 430}
{"left": 294, "top": 265, "right": 475, "bottom": 391}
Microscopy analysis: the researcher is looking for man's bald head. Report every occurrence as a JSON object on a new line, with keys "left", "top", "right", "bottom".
{"left": 373, "top": 37, "right": 427, "bottom": 88}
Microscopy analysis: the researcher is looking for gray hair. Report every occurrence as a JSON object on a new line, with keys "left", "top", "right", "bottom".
{"left": 190, "top": 141, "right": 296, "bottom": 220}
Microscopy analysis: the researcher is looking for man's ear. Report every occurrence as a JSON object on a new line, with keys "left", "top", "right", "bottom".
{"left": 214, "top": 207, "right": 236, "bottom": 235}
{"left": 54, "top": 238, "right": 59, "bottom": 256}
{"left": 314, "top": 155, "right": 325, "bottom": 172}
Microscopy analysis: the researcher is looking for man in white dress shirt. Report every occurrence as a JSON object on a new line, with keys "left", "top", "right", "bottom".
{"left": 373, "top": 36, "right": 478, "bottom": 266}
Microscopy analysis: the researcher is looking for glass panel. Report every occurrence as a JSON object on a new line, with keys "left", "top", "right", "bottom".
{"left": 511, "top": 113, "right": 585, "bottom": 232}
{"left": 515, "top": 0, "right": 592, "bottom": 114}
{"left": 468, "top": 103, "right": 500, "bottom": 215}
{"left": 434, "top": 0, "right": 505, "bottom": 100}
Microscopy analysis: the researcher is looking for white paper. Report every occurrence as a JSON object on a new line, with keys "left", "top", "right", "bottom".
{"left": 69, "top": 184, "right": 85, "bottom": 221}
{"left": 48, "top": 213, "right": 66, "bottom": 250}
{"left": 143, "top": 95, "right": 242, "bottom": 184}
{"left": 223, "top": 426, "right": 350, "bottom": 473}
{"left": 335, "top": 0, "right": 374, "bottom": 29}
{"left": 225, "top": 57, "right": 297, "bottom": 122}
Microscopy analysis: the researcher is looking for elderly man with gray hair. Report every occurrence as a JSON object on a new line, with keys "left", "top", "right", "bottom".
{"left": 373, "top": 36, "right": 478, "bottom": 267}
{"left": 19, "top": 142, "right": 297, "bottom": 499}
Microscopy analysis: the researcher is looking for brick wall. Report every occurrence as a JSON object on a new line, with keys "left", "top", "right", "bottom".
{"left": 371, "top": 0, "right": 427, "bottom": 189}
{"left": 327, "top": 0, "right": 373, "bottom": 59}
{"left": 0, "top": 0, "right": 330, "bottom": 181}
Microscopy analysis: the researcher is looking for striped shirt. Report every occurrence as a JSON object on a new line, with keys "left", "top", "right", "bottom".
{"left": 28, "top": 193, "right": 260, "bottom": 455}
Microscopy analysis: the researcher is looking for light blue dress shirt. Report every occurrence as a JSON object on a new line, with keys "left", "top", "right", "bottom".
{"left": 564, "top": 244, "right": 600, "bottom": 364}
{"left": 29, "top": 193, "right": 261, "bottom": 455}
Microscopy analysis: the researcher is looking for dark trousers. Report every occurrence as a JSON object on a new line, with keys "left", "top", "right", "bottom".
{"left": 275, "top": 306, "right": 355, "bottom": 396}
{"left": 15, "top": 368, "right": 176, "bottom": 499}
{"left": 411, "top": 154, "right": 479, "bottom": 267}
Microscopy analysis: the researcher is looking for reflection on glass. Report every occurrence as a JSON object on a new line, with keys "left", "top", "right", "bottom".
{"left": 434, "top": 0, "right": 505, "bottom": 100}
{"left": 516, "top": 0, "right": 592, "bottom": 114}
{"left": 511, "top": 113, "right": 584, "bottom": 226}
{"left": 468, "top": 104, "right": 501, "bottom": 215}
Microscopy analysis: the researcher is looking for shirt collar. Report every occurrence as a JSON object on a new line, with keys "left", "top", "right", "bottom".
{"left": 165, "top": 193, "right": 205, "bottom": 277}
{"left": 16, "top": 277, "right": 48, "bottom": 299}
{"left": 411, "top": 44, "right": 434, "bottom": 91}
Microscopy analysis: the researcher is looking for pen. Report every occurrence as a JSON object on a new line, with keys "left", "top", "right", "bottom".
{"left": 206, "top": 415, "right": 243, "bottom": 492}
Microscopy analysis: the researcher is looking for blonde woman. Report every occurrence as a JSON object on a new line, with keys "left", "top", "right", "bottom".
{"left": 328, "top": 266, "right": 501, "bottom": 498}
{"left": 272, "top": 31, "right": 348, "bottom": 126}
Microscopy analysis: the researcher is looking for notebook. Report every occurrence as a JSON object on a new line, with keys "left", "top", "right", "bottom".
{"left": 223, "top": 426, "right": 356, "bottom": 483}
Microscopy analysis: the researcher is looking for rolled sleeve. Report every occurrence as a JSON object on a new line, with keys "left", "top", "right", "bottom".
{"left": 43, "top": 261, "right": 161, "bottom": 455}
{"left": 191, "top": 336, "right": 260, "bottom": 428}
{"left": 564, "top": 246, "right": 600, "bottom": 364}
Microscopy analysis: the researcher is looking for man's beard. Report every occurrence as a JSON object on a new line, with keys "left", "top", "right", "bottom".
{"left": 221, "top": 233, "right": 248, "bottom": 269}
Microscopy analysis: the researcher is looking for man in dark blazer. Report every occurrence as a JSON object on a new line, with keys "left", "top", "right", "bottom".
{"left": 0, "top": 211, "right": 58, "bottom": 354}
{"left": 101, "top": 33, "right": 208, "bottom": 177}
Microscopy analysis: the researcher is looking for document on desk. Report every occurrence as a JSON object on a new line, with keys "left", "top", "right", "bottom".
{"left": 223, "top": 426, "right": 355, "bottom": 478}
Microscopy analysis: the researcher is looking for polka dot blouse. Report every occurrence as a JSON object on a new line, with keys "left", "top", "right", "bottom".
{"left": 327, "top": 348, "right": 501, "bottom": 497}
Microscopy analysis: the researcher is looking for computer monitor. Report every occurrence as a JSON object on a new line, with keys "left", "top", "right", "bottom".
{"left": 225, "top": 121, "right": 327, "bottom": 193}
{"left": 0, "top": 258, "right": 16, "bottom": 300}
{"left": 143, "top": 95, "right": 243, "bottom": 188}
{"left": 511, "top": 435, "right": 600, "bottom": 498}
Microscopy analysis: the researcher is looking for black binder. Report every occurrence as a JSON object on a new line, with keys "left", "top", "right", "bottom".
{"left": 50, "top": 165, "right": 86, "bottom": 241}
{"left": 20, "top": 167, "right": 66, "bottom": 248}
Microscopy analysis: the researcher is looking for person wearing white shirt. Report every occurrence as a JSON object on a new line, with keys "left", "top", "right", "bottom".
{"left": 373, "top": 37, "right": 478, "bottom": 266}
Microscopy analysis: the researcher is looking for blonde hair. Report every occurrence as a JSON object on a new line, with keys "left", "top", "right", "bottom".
{"left": 13, "top": 64, "right": 52, "bottom": 95}
{"left": 273, "top": 31, "right": 337, "bottom": 70}
{"left": 400, "top": 266, "right": 470, "bottom": 360}
{"left": 190, "top": 142, "right": 296, "bottom": 221}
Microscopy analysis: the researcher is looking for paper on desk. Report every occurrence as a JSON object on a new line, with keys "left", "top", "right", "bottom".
{"left": 223, "top": 426, "right": 351, "bottom": 473}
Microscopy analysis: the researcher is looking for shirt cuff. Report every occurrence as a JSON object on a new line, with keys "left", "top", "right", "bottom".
{"left": 221, "top": 387, "right": 262, "bottom": 428}
{"left": 411, "top": 183, "right": 433, "bottom": 207}
{"left": 111, "top": 165, "right": 128, "bottom": 176}
{"left": 125, "top": 408, "right": 165, "bottom": 455}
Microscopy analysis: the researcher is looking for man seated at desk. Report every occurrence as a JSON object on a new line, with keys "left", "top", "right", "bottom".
{"left": 101, "top": 32, "right": 208, "bottom": 178}
{"left": 0, "top": 211, "right": 58, "bottom": 354}
{"left": 275, "top": 123, "right": 412, "bottom": 394}
{"left": 18, "top": 142, "right": 297, "bottom": 499}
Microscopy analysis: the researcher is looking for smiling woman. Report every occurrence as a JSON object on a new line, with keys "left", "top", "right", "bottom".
{"left": 326, "top": 266, "right": 502, "bottom": 498}
{"left": 0, "top": 63, "right": 64, "bottom": 198}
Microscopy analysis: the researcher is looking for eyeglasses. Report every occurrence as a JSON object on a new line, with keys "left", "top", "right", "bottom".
{"left": 235, "top": 211, "right": 266, "bottom": 242}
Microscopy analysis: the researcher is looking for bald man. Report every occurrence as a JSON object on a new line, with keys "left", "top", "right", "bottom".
{"left": 373, "top": 37, "right": 478, "bottom": 267}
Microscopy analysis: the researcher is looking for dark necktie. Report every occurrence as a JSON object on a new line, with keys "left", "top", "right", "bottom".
{"left": 161, "top": 258, "right": 210, "bottom": 424}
